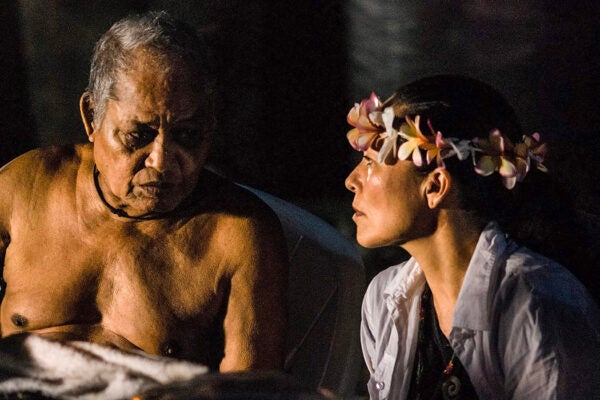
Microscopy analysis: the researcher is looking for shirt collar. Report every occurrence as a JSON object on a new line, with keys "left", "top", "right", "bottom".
{"left": 452, "top": 221, "right": 511, "bottom": 331}
{"left": 381, "top": 222, "right": 512, "bottom": 330}
{"left": 382, "top": 258, "right": 425, "bottom": 310}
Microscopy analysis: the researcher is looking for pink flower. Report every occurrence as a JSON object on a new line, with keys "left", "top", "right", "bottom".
{"left": 514, "top": 133, "right": 548, "bottom": 179}
{"left": 346, "top": 93, "right": 384, "bottom": 151}
{"left": 473, "top": 130, "right": 518, "bottom": 189}
{"left": 345, "top": 95, "right": 549, "bottom": 191}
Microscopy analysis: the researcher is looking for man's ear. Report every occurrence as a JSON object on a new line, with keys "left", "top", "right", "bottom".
{"left": 422, "top": 167, "right": 452, "bottom": 209}
{"left": 79, "top": 92, "right": 95, "bottom": 142}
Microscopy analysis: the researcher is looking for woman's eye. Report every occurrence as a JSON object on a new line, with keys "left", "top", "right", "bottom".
{"left": 363, "top": 156, "right": 373, "bottom": 167}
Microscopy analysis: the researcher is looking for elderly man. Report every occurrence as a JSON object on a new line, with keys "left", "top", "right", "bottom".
{"left": 0, "top": 11, "right": 288, "bottom": 372}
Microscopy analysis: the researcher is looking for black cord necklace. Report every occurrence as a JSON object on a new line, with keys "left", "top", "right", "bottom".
{"left": 93, "top": 166, "right": 162, "bottom": 220}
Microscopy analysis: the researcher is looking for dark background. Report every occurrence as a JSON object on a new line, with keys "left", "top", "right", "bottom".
{"left": 1, "top": 0, "right": 598, "bottom": 281}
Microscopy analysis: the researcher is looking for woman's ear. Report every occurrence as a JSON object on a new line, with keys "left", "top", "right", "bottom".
{"left": 422, "top": 167, "right": 452, "bottom": 209}
{"left": 79, "top": 92, "right": 95, "bottom": 142}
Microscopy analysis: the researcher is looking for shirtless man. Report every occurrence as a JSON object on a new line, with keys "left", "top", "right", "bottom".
{"left": 0, "top": 11, "right": 288, "bottom": 372}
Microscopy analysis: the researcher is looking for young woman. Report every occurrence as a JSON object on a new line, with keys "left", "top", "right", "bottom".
{"left": 344, "top": 75, "right": 599, "bottom": 399}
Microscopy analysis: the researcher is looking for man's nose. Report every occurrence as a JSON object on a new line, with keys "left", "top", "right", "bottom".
{"left": 144, "top": 135, "right": 173, "bottom": 172}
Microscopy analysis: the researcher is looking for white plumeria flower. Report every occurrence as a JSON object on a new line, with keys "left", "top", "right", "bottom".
{"left": 376, "top": 107, "right": 399, "bottom": 163}
{"left": 346, "top": 94, "right": 548, "bottom": 191}
{"left": 446, "top": 139, "right": 473, "bottom": 161}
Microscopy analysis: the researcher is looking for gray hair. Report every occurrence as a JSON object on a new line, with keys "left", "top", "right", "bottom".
{"left": 87, "top": 11, "right": 215, "bottom": 124}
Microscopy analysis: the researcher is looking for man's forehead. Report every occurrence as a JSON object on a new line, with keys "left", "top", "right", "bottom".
{"left": 102, "top": 51, "right": 210, "bottom": 123}
{"left": 128, "top": 48, "right": 199, "bottom": 78}
{"left": 111, "top": 65, "right": 203, "bottom": 103}
{"left": 106, "top": 96, "right": 205, "bottom": 122}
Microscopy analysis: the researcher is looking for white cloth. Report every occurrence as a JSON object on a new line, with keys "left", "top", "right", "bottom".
{"left": 361, "top": 222, "right": 600, "bottom": 399}
{"left": 0, "top": 333, "right": 208, "bottom": 400}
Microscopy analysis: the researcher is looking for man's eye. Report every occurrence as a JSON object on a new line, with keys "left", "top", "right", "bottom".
{"left": 174, "top": 128, "right": 203, "bottom": 146}
{"left": 122, "top": 131, "right": 154, "bottom": 148}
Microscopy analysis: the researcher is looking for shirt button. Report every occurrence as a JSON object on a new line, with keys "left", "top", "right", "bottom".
{"left": 375, "top": 381, "right": 385, "bottom": 391}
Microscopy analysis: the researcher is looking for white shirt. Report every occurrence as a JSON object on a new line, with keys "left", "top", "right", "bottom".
{"left": 361, "top": 222, "right": 600, "bottom": 399}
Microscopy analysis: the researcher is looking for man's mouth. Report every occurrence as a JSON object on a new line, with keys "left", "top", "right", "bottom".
{"left": 136, "top": 182, "right": 174, "bottom": 196}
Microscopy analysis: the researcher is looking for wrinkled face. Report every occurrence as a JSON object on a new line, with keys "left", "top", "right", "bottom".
{"left": 345, "top": 148, "right": 432, "bottom": 248}
{"left": 89, "top": 53, "right": 212, "bottom": 216}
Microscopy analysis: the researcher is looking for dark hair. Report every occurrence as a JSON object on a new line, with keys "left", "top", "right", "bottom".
{"left": 382, "top": 74, "right": 522, "bottom": 226}
{"left": 87, "top": 10, "right": 215, "bottom": 125}
{"left": 384, "top": 75, "right": 599, "bottom": 301}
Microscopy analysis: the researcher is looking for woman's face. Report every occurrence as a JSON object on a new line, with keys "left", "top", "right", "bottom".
{"left": 345, "top": 148, "right": 433, "bottom": 248}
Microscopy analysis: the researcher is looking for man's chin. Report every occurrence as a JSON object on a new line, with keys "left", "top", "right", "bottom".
{"left": 128, "top": 196, "right": 180, "bottom": 216}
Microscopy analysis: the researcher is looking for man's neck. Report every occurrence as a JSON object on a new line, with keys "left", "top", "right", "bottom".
{"left": 93, "top": 166, "right": 165, "bottom": 220}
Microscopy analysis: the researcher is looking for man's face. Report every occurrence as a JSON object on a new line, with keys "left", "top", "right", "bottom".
{"left": 89, "top": 53, "right": 212, "bottom": 217}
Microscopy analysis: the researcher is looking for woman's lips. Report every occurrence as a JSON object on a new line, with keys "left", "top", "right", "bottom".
{"left": 352, "top": 206, "right": 365, "bottom": 220}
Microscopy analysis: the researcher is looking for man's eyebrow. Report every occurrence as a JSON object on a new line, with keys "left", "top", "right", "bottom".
{"left": 115, "top": 122, "right": 156, "bottom": 134}
{"left": 172, "top": 112, "right": 206, "bottom": 124}
{"left": 130, "top": 119, "right": 160, "bottom": 129}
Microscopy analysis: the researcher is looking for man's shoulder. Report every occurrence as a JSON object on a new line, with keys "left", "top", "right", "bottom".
{"left": 0, "top": 144, "right": 90, "bottom": 229}
{"left": 0, "top": 144, "right": 92, "bottom": 200}
{"left": 183, "top": 170, "right": 288, "bottom": 272}
{"left": 193, "top": 170, "right": 280, "bottom": 223}
{"left": 0, "top": 144, "right": 89, "bottom": 180}
{"left": 175, "top": 170, "right": 285, "bottom": 253}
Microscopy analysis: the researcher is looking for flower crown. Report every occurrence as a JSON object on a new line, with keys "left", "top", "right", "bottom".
{"left": 346, "top": 93, "right": 547, "bottom": 189}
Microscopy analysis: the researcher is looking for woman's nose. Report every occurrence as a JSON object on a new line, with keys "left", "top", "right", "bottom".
{"left": 345, "top": 169, "right": 358, "bottom": 193}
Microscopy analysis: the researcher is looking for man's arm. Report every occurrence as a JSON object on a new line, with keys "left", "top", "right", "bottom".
{"left": 0, "top": 229, "right": 7, "bottom": 333}
{"left": 219, "top": 212, "right": 289, "bottom": 372}
{"left": 0, "top": 158, "right": 16, "bottom": 335}
{"left": 0, "top": 149, "right": 45, "bottom": 335}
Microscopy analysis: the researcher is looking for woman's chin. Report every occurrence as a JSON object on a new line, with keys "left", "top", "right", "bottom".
{"left": 356, "top": 234, "right": 383, "bottom": 249}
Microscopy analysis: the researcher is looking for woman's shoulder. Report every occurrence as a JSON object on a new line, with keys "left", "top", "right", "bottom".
{"left": 492, "top": 246, "right": 600, "bottom": 399}
{"left": 498, "top": 245, "right": 599, "bottom": 322}
{"left": 504, "top": 246, "right": 590, "bottom": 295}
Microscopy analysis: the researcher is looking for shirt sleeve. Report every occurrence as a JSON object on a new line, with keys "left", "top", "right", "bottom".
{"left": 497, "top": 269, "right": 600, "bottom": 400}
{"left": 360, "top": 278, "right": 379, "bottom": 374}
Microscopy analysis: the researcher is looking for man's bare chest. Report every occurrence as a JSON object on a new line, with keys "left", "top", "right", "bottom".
{"left": 1, "top": 217, "right": 227, "bottom": 358}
